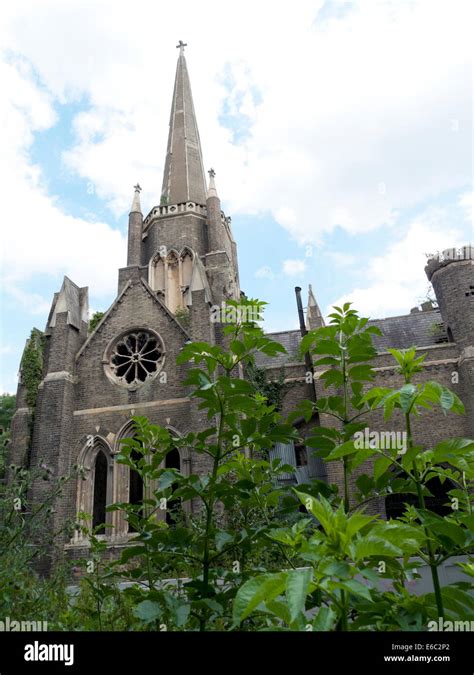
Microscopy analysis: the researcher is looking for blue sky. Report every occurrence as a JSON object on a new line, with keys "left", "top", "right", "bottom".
{"left": 0, "top": 0, "right": 472, "bottom": 394}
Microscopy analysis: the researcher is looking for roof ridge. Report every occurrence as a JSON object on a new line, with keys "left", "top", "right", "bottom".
{"left": 76, "top": 280, "right": 133, "bottom": 361}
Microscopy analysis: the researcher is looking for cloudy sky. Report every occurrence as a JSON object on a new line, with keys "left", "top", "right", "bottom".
{"left": 0, "top": 0, "right": 472, "bottom": 393}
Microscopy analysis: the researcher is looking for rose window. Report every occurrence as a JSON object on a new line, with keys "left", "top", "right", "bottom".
{"left": 108, "top": 330, "right": 164, "bottom": 386}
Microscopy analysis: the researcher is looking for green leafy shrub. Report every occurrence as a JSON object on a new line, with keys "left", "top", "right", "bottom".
{"left": 1, "top": 300, "right": 472, "bottom": 632}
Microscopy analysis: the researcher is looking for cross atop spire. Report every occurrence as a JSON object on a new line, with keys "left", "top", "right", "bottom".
{"left": 176, "top": 40, "right": 187, "bottom": 55}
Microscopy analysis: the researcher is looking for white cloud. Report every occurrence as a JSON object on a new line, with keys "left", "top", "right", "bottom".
{"left": 255, "top": 265, "right": 275, "bottom": 280}
{"left": 0, "top": 0, "right": 469, "bottom": 241}
{"left": 2, "top": 283, "right": 51, "bottom": 316}
{"left": 0, "top": 57, "right": 126, "bottom": 310}
{"left": 326, "top": 251, "right": 356, "bottom": 267}
{"left": 0, "top": 0, "right": 471, "bottom": 331}
{"left": 328, "top": 209, "right": 466, "bottom": 319}
{"left": 283, "top": 259, "right": 307, "bottom": 276}
{"left": 458, "top": 190, "right": 473, "bottom": 232}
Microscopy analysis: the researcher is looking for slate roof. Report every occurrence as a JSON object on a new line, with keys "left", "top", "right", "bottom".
{"left": 257, "top": 310, "right": 447, "bottom": 368}
{"left": 368, "top": 309, "right": 446, "bottom": 351}
{"left": 254, "top": 330, "right": 302, "bottom": 368}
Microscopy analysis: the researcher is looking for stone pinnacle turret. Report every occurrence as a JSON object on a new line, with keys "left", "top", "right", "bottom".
{"left": 127, "top": 183, "right": 143, "bottom": 266}
{"left": 130, "top": 183, "right": 142, "bottom": 214}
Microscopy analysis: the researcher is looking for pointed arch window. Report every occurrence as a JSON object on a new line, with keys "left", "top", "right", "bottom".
{"left": 180, "top": 249, "right": 193, "bottom": 290}
{"left": 75, "top": 437, "right": 113, "bottom": 540}
{"left": 128, "top": 447, "right": 144, "bottom": 533}
{"left": 149, "top": 247, "right": 195, "bottom": 313}
{"left": 92, "top": 449, "right": 108, "bottom": 529}
{"left": 165, "top": 446, "right": 181, "bottom": 526}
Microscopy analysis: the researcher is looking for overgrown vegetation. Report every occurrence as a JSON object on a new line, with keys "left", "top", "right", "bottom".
{"left": 174, "top": 306, "right": 190, "bottom": 329}
{"left": 21, "top": 328, "right": 44, "bottom": 408}
{"left": 0, "top": 464, "right": 74, "bottom": 624}
{"left": 1, "top": 300, "right": 472, "bottom": 631}
{"left": 245, "top": 361, "right": 293, "bottom": 410}
{"left": 88, "top": 311, "right": 105, "bottom": 334}
{"left": 0, "top": 393, "right": 15, "bottom": 478}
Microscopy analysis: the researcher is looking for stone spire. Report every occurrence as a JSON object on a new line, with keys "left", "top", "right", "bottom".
{"left": 306, "top": 284, "right": 325, "bottom": 330}
{"left": 130, "top": 183, "right": 142, "bottom": 214}
{"left": 161, "top": 43, "right": 207, "bottom": 205}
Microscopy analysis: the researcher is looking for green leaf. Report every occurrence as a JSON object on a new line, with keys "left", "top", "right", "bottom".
{"left": 295, "top": 492, "right": 332, "bottom": 532}
{"left": 370, "top": 522, "right": 425, "bottom": 554}
{"left": 215, "top": 530, "right": 234, "bottom": 552}
{"left": 424, "top": 382, "right": 465, "bottom": 415}
{"left": 267, "top": 528, "right": 298, "bottom": 547}
{"left": 320, "top": 369, "right": 344, "bottom": 388}
{"left": 432, "top": 438, "right": 474, "bottom": 462}
{"left": 345, "top": 512, "right": 376, "bottom": 539}
{"left": 321, "top": 561, "right": 351, "bottom": 578}
{"left": 232, "top": 573, "right": 287, "bottom": 625}
{"left": 348, "top": 365, "right": 374, "bottom": 381}
{"left": 230, "top": 340, "right": 245, "bottom": 357}
{"left": 353, "top": 537, "right": 401, "bottom": 560}
{"left": 156, "top": 469, "right": 177, "bottom": 491}
{"left": 313, "top": 356, "right": 340, "bottom": 366}
{"left": 438, "top": 585, "right": 474, "bottom": 618}
{"left": 326, "top": 440, "right": 358, "bottom": 460}
{"left": 355, "top": 473, "right": 374, "bottom": 496}
{"left": 457, "top": 562, "right": 474, "bottom": 578}
{"left": 312, "top": 340, "right": 341, "bottom": 357}
{"left": 387, "top": 348, "right": 407, "bottom": 368}
{"left": 172, "top": 603, "right": 190, "bottom": 627}
{"left": 264, "top": 599, "right": 292, "bottom": 625}
{"left": 399, "top": 384, "right": 417, "bottom": 413}
{"left": 334, "top": 579, "right": 372, "bottom": 601}
{"left": 440, "top": 387, "right": 454, "bottom": 411}
{"left": 285, "top": 568, "right": 313, "bottom": 622}
{"left": 374, "top": 455, "right": 393, "bottom": 481}
{"left": 424, "top": 518, "right": 466, "bottom": 546}
{"left": 133, "top": 600, "right": 162, "bottom": 623}
{"left": 312, "top": 606, "right": 337, "bottom": 631}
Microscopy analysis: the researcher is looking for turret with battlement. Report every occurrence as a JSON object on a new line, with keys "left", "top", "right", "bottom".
{"left": 426, "top": 245, "right": 474, "bottom": 435}
{"left": 425, "top": 245, "right": 473, "bottom": 347}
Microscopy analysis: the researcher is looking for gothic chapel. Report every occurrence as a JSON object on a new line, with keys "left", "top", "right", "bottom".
{"left": 8, "top": 45, "right": 474, "bottom": 567}
{"left": 9, "top": 44, "right": 244, "bottom": 558}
